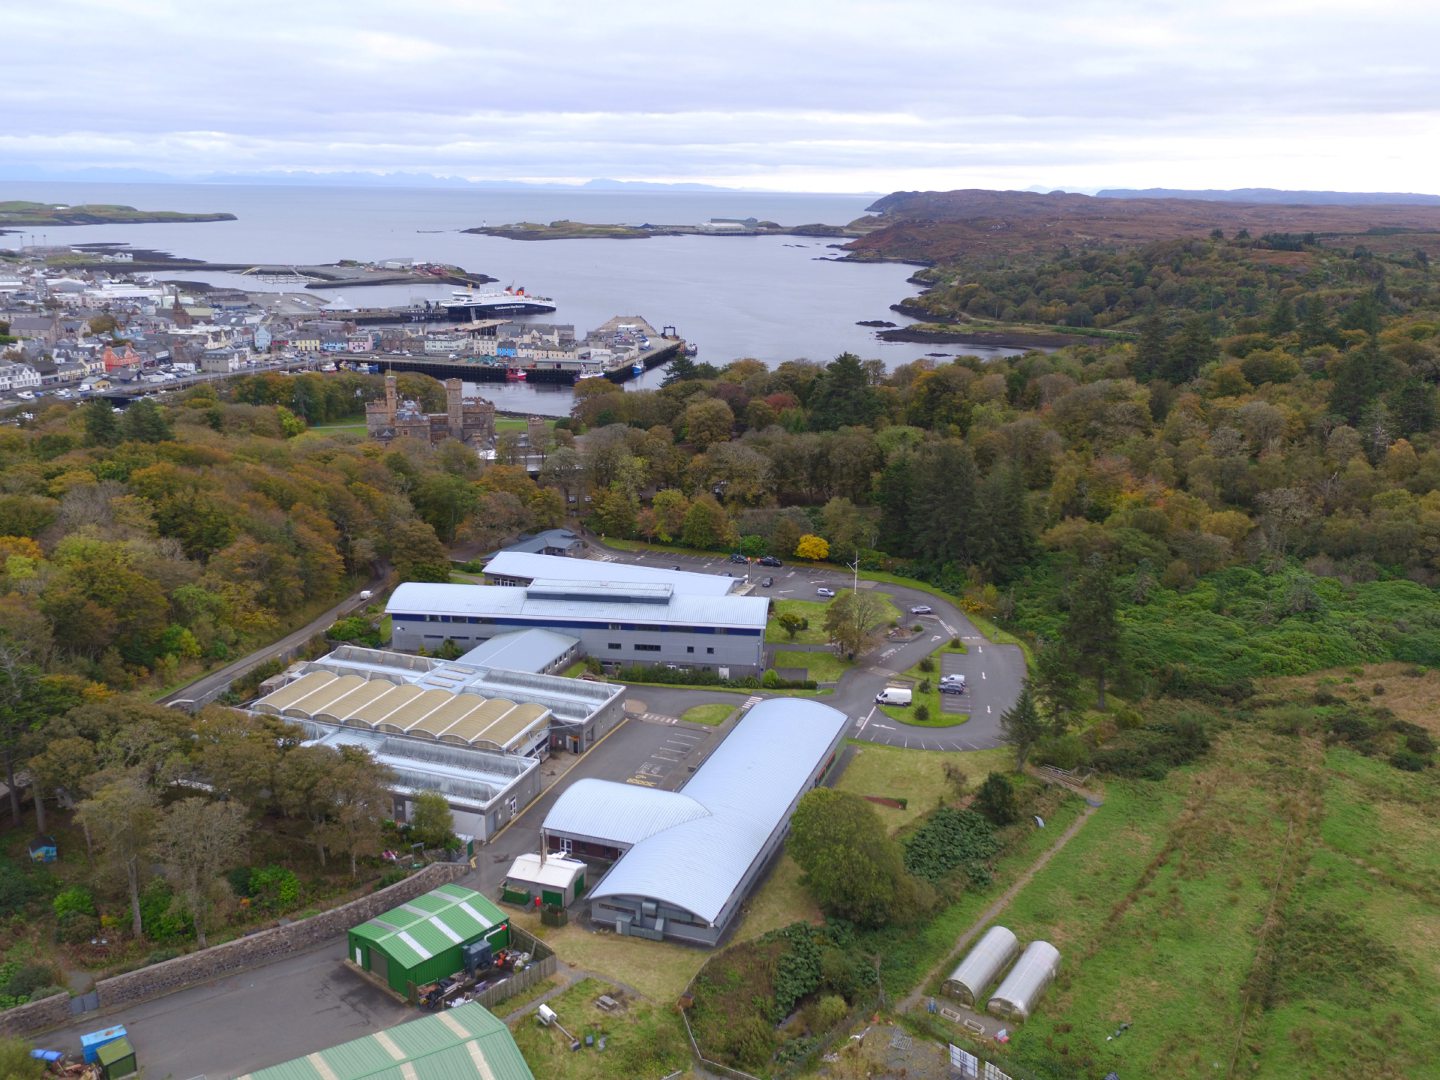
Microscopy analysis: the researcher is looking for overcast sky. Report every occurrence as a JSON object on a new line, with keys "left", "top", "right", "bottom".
{"left": 5, "top": 0, "right": 1438, "bottom": 193}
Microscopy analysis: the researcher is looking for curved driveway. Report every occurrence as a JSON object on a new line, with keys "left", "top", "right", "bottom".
{"left": 593, "top": 545, "right": 1026, "bottom": 751}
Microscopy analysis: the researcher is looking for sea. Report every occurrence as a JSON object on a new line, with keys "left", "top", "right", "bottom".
{"left": 0, "top": 182, "right": 1027, "bottom": 415}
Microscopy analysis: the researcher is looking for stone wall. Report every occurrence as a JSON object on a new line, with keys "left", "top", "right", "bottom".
{"left": 0, "top": 861, "right": 469, "bottom": 1038}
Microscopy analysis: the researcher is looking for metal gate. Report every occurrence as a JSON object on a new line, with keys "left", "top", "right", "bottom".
{"left": 69, "top": 990, "right": 99, "bottom": 1015}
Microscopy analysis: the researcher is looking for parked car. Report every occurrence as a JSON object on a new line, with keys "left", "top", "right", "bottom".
{"left": 875, "top": 686, "right": 912, "bottom": 706}
{"left": 938, "top": 681, "right": 967, "bottom": 695}
{"left": 729, "top": 553, "right": 748, "bottom": 564}
{"left": 910, "top": 604, "right": 934, "bottom": 615}
{"left": 940, "top": 673, "right": 966, "bottom": 685}
{"left": 759, "top": 555, "right": 783, "bottom": 567}
{"left": 817, "top": 587, "right": 836, "bottom": 597}
{"left": 760, "top": 576, "right": 774, "bottom": 587}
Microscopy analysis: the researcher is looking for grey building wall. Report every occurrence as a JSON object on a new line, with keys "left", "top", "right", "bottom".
{"left": 391, "top": 614, "right": 765, "bottom": 675}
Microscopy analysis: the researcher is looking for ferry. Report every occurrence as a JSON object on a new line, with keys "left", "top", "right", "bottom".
{"left": 440, "top": 285, "right": 556, "bottom": 321}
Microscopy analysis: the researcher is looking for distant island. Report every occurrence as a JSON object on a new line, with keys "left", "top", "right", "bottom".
{"left": 465, "top": 218, "right": 871, "bottom": 241}
{"left": 0, "top": 201, "right": 236, "bottom": 227}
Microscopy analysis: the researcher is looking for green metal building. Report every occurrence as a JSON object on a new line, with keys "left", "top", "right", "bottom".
{"left": 236, "top": 1000, "right": 534, "bottom": 1080}
{"left": 347, "top": 883, "right": 510, "bottom": 997}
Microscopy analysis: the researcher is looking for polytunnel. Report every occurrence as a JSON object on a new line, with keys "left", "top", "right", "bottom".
{"left": 986, "top": 940, "right": 1061, "bottom": 1022}
{"left": 943, "top": 925, "right": 1019, "bottom": 1005}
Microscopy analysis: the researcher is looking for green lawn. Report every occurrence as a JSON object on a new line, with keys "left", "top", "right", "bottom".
{"left": 773, "top": 649, "right": 850, "bottom": 684}
{"left": 765, "top": 598, "right": 832, "bottom": 644}
{"left": 837, "top": 743, "right": 1012, "bottom": 836}
{"left": 680, "top": 702, "right": 734, "bottom": 726}
{"left": 508, "top": 977, "right": 689, "bottom": 1080}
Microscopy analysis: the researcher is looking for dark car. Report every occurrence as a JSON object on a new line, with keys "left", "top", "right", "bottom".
{"left": 938, "top": 681, "right": 967, "bottom": 695}
{"left": 729, "top": 553, "right": 748, "bottom": 565}
{"left": 759, "top": 555, "right": 783, "bottom": 567}
{"left": 760, "top": 576, "right": 774, "bottom": 587}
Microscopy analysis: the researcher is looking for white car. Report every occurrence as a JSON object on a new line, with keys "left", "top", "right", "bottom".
{"left": 940, "top": 673, "right": 966, "bottom": 685}
{"left": 817, "top": 587, "right": 836, "bottom": 598}
{"left": 910, "top": 604, "right": 934, "bottom": 615}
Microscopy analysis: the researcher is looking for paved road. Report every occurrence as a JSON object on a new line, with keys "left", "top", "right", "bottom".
{"left": 592, "top": 543, "right": 1026, "bottom": 750}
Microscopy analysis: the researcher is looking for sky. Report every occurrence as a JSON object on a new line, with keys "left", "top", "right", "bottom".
{"left": 4, "top": 0, "right": 1439, "bottom": 194}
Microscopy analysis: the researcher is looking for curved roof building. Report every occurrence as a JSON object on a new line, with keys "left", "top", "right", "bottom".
{"left": 987, "top": 940, "right": 1061, "bottom": 1022}
{"left": 541, "top": 697, "right": 849, "bottom": 946}
{"left": 943, "top": 925, "right": 1019, "bottom": 1005}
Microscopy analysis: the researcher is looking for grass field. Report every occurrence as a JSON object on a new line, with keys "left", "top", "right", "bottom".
{"left": 837, "top": 743, "right": 1012, "bottom": 835}
{"left": 680, "top": 702, "right": 734, "bottom": 726}
{"left": 773, "top": 648, "right": 850, "bottom": 684}
{"left": 945, "top": 708, "right": 1440, "bottom": 1080}
{"left": 765, "top": 598, "right": 833, "bottom": 644}
{"left": 508, "top": 977, "right": 690, "bottom": 1079}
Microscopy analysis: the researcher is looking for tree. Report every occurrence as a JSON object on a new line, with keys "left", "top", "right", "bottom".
{"left": 119, "top": 398, "right": 174, "bottom": 443}
{"left": 1329, "top": 336, "right": 1392, "bottom": 425}
{"left": 787, "top": 789, "right": 911, "bottom": 927}
{"left": 321, "top": 747, "right": 394, "bottom": 877}
{"left": 1161, "top": 315, "right": 1217, "bottom": 383}
{"left": 0, "top": 1036, "right": 46, "bottom": 1079}
{"left": 153, "top": 797, "right": 248, "bottom": 947}
{"left": 808, "top": 353, "right": 882, "bottom": 431}
{"left": 999, "top": 684, "right": 1044, "bottom": 770}
{"left": 778, "top": 611, "right": 808, "bottom": 641}
{"left": 76, "top": 774, "right": 159, "bottom": 939}
{"left": 823, "top": 589, "right": 887, "bottom": 660}
{"left": 82, "top": 398, "right": 120, "bottom": 447}
{"left": 410, "top": 790, "right": 455, "bottom": 850}
{"left": 1031, "top": 642, "right": 1082, "bottom": 735}
{"left": 682, "top": 398, "right": 735, "bottom": 450}
{"left": 795, "top": 534, "right": 830, "bottom": 561}
{"left": 974, "top": 772, "right": 1019, "bottom": 825}
{"left": 1063, "top": 555, "right": 1123, "bottom": 710}
{"left": 680, "top": 493, "right": 733, "bottom": 550}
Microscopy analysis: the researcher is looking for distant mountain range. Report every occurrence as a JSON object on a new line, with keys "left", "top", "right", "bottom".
{"left": 0, "top": 165, "right": 741, "bottom": 192}
{"left": 1097, "top": 187, "right": 1440, "bottom": 206}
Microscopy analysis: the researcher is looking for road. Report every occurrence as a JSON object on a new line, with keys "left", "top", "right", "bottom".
{"left": 591, "top": 543, "right": 1026, "bottom": 750}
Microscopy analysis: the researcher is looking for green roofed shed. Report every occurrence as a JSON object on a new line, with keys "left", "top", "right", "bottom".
{"left": 237, "top": 1000, "right": 534, "bottom": 1080}
{"left": 347, "top": 883, "right": 510, "bottom": 996}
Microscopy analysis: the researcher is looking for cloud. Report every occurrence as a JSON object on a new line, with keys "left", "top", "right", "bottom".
{"left": 3, "top": 0, "right": 1437, "bottom": 192}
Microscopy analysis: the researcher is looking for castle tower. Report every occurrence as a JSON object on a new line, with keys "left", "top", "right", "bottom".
{"left": 445, "top": 378, "right": 463, "bottom": 436}
{"left": 384, "top": 373, "right": 398, "bottom": 423}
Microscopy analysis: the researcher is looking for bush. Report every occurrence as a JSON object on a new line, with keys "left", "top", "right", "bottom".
{"left": 1033, "top": 733, "right": 1092, "bottom": 771}
{"left": 914, "top": 704, "right": 931, "bottom": 722}
{"left": 805, "top": 993, "right": 850, "bottom": 1034}
{"left": 1092, "top": 714, "right": 1211, "bottom": 780}
{"left": 911, "top": 623, "right": 923, "bottom": 633}
{"left": 903, "top": 807, "right": 1000, "bottom": 886}
{"left": 326, "top": 615, "right": 380, "bottom": 647}
{"left": 917, "top": 656, "right": 935, "bottom": 673}
{"left": 248, "top": 865, "right": 302, "bottom": 913}
{"left": 375, "top": 868, "right": 409, "bottom": 891}
{"left": 139, "top": 879, "right": 194, "bottom": 944}
{"left": 1390, "top": 749, "right": 1429, "bottom": 772}
{"left": 53, "top": 886, "right": 96, "bottom": 921}
{"left": 0, "top": 861, "right": 47, "bottom": 917}
{"left": 974, "top": 772, "right": 1019, "bottom": 825}
{"left": 762, "top": 668, "right": 780, "bottom": 688}
{"left": 3, "top": 963, "right": 59, "bottom": 1000}
{"left": 56, "top": 911, "right": 100, "bottom": 945}
{"left": 146, "top": 948, "right": 182, "bottom": 965}
{"left": 226, "top": 866, "right": 255, "bottom": 899}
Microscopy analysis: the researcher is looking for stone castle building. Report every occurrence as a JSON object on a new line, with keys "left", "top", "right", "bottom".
{"left": 366, "top": 374, "right": 496, "bottom": 447}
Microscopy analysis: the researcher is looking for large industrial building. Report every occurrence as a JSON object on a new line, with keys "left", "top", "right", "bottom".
{"left": 251, "top": 642, "right": 626, "bottom": 838}
{"left": 539, "top": 698, "right": 849, "bottom": 945}
{"left": 387, "top": 578, "right": 769, "bottom": 676}
{"left": 482, "top": 550, "right": 741, "bottom": 595}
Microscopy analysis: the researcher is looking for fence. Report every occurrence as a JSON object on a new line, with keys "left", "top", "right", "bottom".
{"left": 467, "top": 926, "right": 557, "bottom": 1010}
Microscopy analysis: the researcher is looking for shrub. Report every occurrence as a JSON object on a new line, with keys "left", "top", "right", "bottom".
{"left": 1033, "top": 733, "right": 1092, "bottom": 771}
{"left": 805, "top": 993, "right": 850, "bottom": 1034}
{"left": 56, "top": 911, "right": 100, "bottom": 945}
{"left": 911, "top": 623, "right": 923, "bottom": 633}
{"left": 903, "top": 807, "right": 1000, "bottom": 886}
{"left": 146, "top": 948, "right": 182, "bottom": 965}
{"left": 249, "top": 865, "right": 302, "bottom": 913}
{"left": 140, "top": 879, "right": 194, "bottom": 944}
{"left": 226, "top": 866, "right": 255, "bottom": 899}
{"left": 1092, "top": 714, "right": 1211, "bottom": 779}
{"left": 914, "top": 704, "right": 931, "bottom": 722}
{"left": 974, "top": 772, "right": 1019, "bottom": 825}
{"left": 917, "top": 656, "right": 935, "bottom": 673}
{"left": 762, "top": 668, "right": 780, "bottom": 688}
{"left": 0, "top": 861, "right": 47, "bottom": 917}
{"left": 951, "top": 636, "right": 962, "bottom": 649}
{"left": 3, "top": 963, "right": 59, "bottom": 1000}
{"left": 375, "top": 868, "right": 409, "bottom": 890}
{"left": 1390, "top": 749, "right": 1429, "bottom": 772}
{"left": 918, "top": 678, "right": 932, "bottom": 693}
{"left": 53, "top": 886, "right": 96, "bottom": 922}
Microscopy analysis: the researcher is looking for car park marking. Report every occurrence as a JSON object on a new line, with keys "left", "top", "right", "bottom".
{"left": 981, "top": 671, "right": 986, "bottom": 679}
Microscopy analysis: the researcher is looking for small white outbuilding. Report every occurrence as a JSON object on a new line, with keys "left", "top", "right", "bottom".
{"left": 502, "top": 852, "right": 588, "bottom": 908}
{"left": 987, "top": 940, "right": 1061, "bottom": 1022}
{"left": 944, "top": 925, "right": 1020, "bottom": 1005}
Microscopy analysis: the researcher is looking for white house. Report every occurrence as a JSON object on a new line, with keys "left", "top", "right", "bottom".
{"left": 0, "top": 363, "right": 43, "bottom": 393}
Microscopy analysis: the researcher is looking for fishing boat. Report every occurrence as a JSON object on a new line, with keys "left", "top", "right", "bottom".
{"left": 505, "top": 367, "right": 527, "bottom": 381}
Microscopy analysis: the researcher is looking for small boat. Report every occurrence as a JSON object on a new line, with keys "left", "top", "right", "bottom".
{"left": 631, "top": 361, "right": 644, "bottom": 375}
{"left": 505, "top": 367, "right": 527, "bottom": 381}
{"left": 683, "top": 342, "right": 698, "bottom": 357}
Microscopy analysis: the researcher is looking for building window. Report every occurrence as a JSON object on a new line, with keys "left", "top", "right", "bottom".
{"left": 608, "top": 643, "right": 622, "bottom": 650}
{"left": 706, "top": 647, "right": 715, "bottom": 654}
{"left": 635, "top": 644, "right": 661, "bottom": 652}
{"left": 686, "top": 646, "right": 694, "bottom": 653}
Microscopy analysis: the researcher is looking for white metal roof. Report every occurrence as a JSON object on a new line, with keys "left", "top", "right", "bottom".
{"left": 987, "top": 940, "right": 1061, "bottom": 1021}
{"left": 455, "top": 629, "right": 578, "bottom": 673}
{"left": 945, "top": 925, "right": 1019, "bottom": 1003}
{"left": 544, "top": 778, "right": 710, "bottom": 845}
{"left": 387, "top": 582, "right": 769, "bottom": 630}
{"left": 504, "top": 853, "right": 587, "bottom": 891}
{"left": 582, "top": 698, "right": 849, "bottom": 926}
{"left": 483, "top": 552, "right": 738, "bottom": 596}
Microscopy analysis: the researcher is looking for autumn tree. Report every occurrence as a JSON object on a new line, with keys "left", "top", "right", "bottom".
{"left": 76, "top": 774, "right": 158, "bottom": 939}
{"left": 154, "top": 797, "right": 249, "bottom": 947}
{"left": 823, "top": 589, "right": 887, "bottom": 659}
{"left": 795, "top": 534, "right": 830, "bottom": 561}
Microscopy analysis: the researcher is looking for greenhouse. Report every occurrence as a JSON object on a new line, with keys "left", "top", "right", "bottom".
{"left": 943, "top": 925, "right": 1019, "bottom": 1005}
{"left": 986, "top": 940, "right": 1061, "bottom": 1022}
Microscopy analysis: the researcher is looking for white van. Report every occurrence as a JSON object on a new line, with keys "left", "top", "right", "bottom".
{"left": 875, "top": 687, "right": 912, "bottom": 706}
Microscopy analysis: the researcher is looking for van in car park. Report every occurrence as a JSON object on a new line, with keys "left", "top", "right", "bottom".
{"left": 875, "top": 687, "right": 912, "bottom": 706}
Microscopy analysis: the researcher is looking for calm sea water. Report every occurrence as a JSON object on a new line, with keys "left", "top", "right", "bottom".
{"left": 1, "top": 182, "right": 1024, "bottom": 415}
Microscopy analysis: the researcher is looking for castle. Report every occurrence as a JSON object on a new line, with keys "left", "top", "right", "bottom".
{"left": 365, "top": 374, "right": 497, "bottom": 447}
